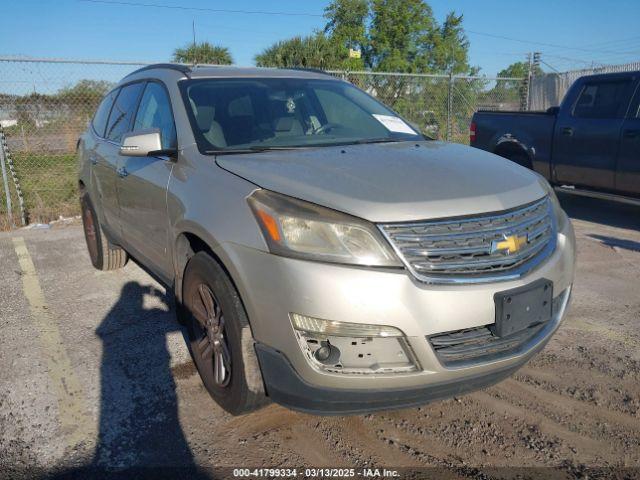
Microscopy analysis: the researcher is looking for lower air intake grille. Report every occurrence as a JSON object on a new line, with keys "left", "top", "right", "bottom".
{"left": 428, "top": 291, "right": 565, "bottom": 367}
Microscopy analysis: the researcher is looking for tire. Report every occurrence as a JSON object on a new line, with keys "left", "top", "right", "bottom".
{"left": 80, "top": 192, "right": 128, "bottom": 271}
{"left": 182, "top": 252, "right": 268, "bottom": 415}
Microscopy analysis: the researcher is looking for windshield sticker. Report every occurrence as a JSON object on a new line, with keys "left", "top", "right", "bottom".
{"left": 372, "top": 114, "right": 416, "bottom": 134}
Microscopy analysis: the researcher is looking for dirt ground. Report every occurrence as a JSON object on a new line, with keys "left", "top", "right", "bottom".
{"left": 0, "top": 191, "right": 639, "bottom": 479}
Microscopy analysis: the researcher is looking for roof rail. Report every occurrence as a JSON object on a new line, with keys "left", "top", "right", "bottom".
{"left": 289, "top": 67, "right": 331, "bottom": 76}
{"left": 125, "top": 63, "right": 192, "bottom": 78}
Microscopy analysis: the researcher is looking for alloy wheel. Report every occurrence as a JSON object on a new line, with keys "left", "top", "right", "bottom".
{"left": 190, "top": 283, "right": 232, "bottom": 387}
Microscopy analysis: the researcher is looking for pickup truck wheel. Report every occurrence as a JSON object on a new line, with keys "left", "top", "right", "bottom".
{"left": 183, "top": 252, "right": 267, "bottom": 415}
{"left": 80, "top": 193, "right": 128, "bottom": 271}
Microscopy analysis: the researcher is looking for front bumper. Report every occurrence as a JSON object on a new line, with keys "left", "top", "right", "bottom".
{"left": 217, "top": 218, "right": 575, "bottom": 412}
{"left": 254, "top": 334, "right": 547, "bottom": 415}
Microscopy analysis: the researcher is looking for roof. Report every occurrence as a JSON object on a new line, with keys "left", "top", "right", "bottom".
{"left": 579, "top": 70, "right": 640, "bottom": 81}
{"left": 125, "top": 63, "right": 336, "bottom": 81}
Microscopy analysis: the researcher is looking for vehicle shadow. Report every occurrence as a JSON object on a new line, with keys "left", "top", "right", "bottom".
{"left": 587, "top": 234, "right": 640, "bottom": 252}
{"left": 50, "top": 281, "right": 212, "bottom": 479}
{"left": 556, "top": 191, "right": 640, "bottom": 231}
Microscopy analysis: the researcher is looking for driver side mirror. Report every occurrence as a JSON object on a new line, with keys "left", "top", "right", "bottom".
{"left": 119, "top": 130, "right": 176, "bottom": 158}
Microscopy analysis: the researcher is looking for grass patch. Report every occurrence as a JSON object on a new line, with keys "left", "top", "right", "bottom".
{"left": 10, "top": 152, "right": 79, "bottom": 224}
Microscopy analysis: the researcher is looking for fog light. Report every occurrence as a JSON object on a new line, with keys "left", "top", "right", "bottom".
{"left": 314, "top": 341, "right": 341, "bottom": 364}
{"left": 290, "top": 313, "right": 418, "bottom": 375}
{"left": 290, "top": 313, "right": 403, "bottom": 337}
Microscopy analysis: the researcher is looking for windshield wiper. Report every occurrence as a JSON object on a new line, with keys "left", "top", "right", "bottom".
{"left": 205, "top": 138, "right": 416, "bottom": 155}
{"left": 352, "top": 138, "right": 408, "bottom": 145}
{"left": 205, "top": 146, "right": 300, "bottom": 155}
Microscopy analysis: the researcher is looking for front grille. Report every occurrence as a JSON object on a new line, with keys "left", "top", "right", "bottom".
{"left": 379, "top": 197, "right": 555, "bottom": 284}
{"left": 428, "top": 290, "right": 566, "bottom": 367}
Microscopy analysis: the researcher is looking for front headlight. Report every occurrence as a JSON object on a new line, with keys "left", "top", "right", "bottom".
{"left": 247, "top": 189, "right": 401, "bottom": 267}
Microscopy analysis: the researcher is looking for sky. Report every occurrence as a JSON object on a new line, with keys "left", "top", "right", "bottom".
{"left": 1, "top": 0, "right": 640, "bottom": 77}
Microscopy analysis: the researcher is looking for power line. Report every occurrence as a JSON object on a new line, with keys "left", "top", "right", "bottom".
{"left": 466, "top": 29, "right": 639, "bottom": 56}
{"left": 540, "top": 59, "right": 565, "bottom": 73}
{"left": 78, "top": 0, "right": 323, "bottom": 17}
{"left": 580, "top": 35, "right": 640, "bottom": 49}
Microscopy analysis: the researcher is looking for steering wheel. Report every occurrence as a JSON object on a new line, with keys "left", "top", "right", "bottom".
{"left": 311, "top": 122, "right": 342, "bottom": 135}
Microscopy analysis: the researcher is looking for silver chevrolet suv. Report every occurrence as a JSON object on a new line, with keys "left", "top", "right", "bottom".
{"left": 78, "top": 64, "right": 575, "bottom": 415}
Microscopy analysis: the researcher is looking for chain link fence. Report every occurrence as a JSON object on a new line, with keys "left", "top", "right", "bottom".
{"left": 332, "top": 71, "right": 526, "bottom": 144}
{"left": 0, "top": 57, "right": 526, "bottom": 229}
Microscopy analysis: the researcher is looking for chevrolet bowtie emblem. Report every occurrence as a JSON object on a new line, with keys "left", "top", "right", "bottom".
{"left": 492, "top": 234, "right": 528, "bottom": 255}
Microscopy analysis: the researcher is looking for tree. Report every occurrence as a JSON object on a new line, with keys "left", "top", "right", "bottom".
{"left": 491, "top": 60, "right": 544, "bottom": 104}
{"left": 57, "top": 80, "right": 113, "bottom": 107}
{"left": 254, "top": 34, "right": 343, "bottom": 69}
{"left": 497, "top": 60, "right": 543, "bottom": 79}
{"left": 172, "top": 42, "right": 233, "bottom": 65}
{"left": 324, "top": 0, "right": 369, "bottom": 70}
{"left": 367, "top": 0, "right": 435, "bottom": 73}
{"left": 427, "top": 12, "right": 476, "bottom": 75}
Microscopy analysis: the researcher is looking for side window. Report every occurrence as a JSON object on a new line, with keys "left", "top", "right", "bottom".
{"left": 133, "top": 82, "right": 177, "bottom": 149}
{"left": 92, "top": 90, "right": 117, "bottom": 137}
{"left": 572, "top": 81, "right": 632, "bottom": 119}
{"left": 105, "top": 82, "right": 144, "bottom": 143}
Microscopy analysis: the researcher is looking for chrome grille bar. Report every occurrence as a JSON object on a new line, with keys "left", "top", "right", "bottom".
{"left": 379, "top": 197, "right": 556, "bottom": 284}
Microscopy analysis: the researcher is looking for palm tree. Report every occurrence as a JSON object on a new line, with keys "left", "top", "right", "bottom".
{"left": 172, "top": 42, "right": 233, "bottom": 65}
{"left": 254, "top": 34, "right": 343, "bottom": 69}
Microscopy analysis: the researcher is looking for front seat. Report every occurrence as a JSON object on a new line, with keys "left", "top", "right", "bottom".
{"left": 191, "top": 102, "right": 227, "bottom": 148}
{"left": 273, "top": 116, "right": 303, "bottom": 137}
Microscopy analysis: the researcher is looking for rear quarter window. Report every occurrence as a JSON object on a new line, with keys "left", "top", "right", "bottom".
{"left": 91, "top": 90, "right": 117, "bottom": 137}
{"left": 105, "top": 82, "right": 144, "bottom": 143}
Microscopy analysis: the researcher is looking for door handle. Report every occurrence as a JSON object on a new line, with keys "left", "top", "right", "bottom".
{"left": 623, "top": 129, "right": 639, "bottom": 139}
{"left": 561, "top": 127, "right": 574, "bottom": 136}
{"left": 89, "top": 154, "right": 98, "bottom": 165}
{"left": 116, "top": 166, "right": 128, "bottom": 178}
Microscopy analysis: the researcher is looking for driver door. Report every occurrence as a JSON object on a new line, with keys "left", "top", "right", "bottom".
{"left": 117, "top": 81, "right": 177, "bottom": 281}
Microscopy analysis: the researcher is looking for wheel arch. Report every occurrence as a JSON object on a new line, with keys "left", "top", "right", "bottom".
{"left": 493, "top": 139, "right": 533, "bottom": 169}
{"left": 176, "top": 229, "right": 269, "bottom": 412}
{"left": 174, "top": 229, "right": 243, "bottom": 312}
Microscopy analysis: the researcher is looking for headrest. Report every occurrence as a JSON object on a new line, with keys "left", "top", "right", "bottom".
{"left": 195, "top": 105, "right": 216, "bottom": 131}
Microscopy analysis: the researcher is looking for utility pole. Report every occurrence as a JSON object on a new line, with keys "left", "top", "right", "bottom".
{"left": 519, "top": 52, "right": 532, "bottom": 111}
{"left": 192, "top": 20, "right": 197, "bottom": 65}
{"left": 446, "top": 45, "right": 455, "bottom": 141}
{"left": 532, "top": 52, "right": 541, "bottom": 72}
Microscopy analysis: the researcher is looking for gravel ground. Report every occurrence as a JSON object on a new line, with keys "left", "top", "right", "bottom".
{"left": 0, "top": 192, "right": 639, "bottom": 479}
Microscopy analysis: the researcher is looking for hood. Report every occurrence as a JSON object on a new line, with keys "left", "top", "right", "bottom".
{"left": 216, "top": 141, "right": 546, "bottom": 223}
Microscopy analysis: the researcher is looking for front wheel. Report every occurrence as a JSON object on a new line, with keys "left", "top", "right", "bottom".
{"left": 182, "top": 252, "right": 267, "bottom": 415}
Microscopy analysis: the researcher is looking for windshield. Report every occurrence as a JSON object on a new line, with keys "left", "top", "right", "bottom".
{"left": 180, "top": 77, "right": 422, "bottom": 152}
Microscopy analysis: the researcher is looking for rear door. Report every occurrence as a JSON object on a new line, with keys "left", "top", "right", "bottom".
{"left": 97, "top": 82, "right": 144, "bottom": 239}
{"left": 98, "top": 82, "right": 145, "bottom": 239}
{"left": 616, "top": 83, "right": 640, "bottom": 195}
{"left": 552, "top": 78, "right": 635, "bottom": 189}
{"left": 89, "top": 88, "right": 119, "bottom": 235}
{"left": 117, "top": 81, "right": 177, "bottom": 280}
